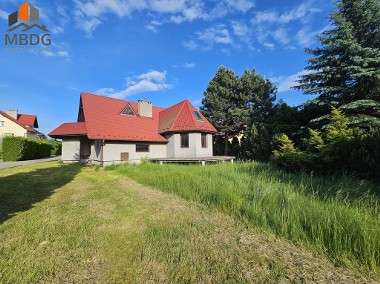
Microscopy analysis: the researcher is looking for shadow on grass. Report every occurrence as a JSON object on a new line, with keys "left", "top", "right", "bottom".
{"left": 0, "top": 163, "right": 82, "bottom": 224}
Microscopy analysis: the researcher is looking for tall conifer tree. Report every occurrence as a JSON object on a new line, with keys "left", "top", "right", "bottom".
{"left": 295, "top": 0, "right": 380, "bottom": 128}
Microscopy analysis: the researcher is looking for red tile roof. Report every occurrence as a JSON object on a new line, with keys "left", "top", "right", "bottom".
{"left": 159, "top": 100, "right": 217, "bottom": 133}
{"left": 49, "top": 92, "right": 217, "bottom": 142}
{"left": 49, "top": 122, "right": 87, "bottom": 137}
{"left": 0, "top": 111, "right": 39, "bottom": 133}
{"left": 17, "top": 114, "right": 38, "bottom": 128}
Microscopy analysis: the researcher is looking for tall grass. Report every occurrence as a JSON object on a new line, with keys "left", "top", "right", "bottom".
{"left": 107, "top": 162, "right": 380, "bottom": 272}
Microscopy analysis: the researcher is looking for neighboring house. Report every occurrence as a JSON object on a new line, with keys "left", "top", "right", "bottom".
{"left": 49, "top": 92, "right": 217, "bottom": 165}
{"left": 0, "top": 110, "right": 45, "bottom": 139}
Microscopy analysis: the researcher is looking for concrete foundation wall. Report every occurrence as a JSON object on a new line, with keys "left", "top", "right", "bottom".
{"left": 62, "top": 138, "right": 80, "bottom": 162}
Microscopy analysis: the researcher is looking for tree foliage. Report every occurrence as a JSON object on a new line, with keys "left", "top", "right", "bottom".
{"left": 201, "top": 66, "right": 276, "bottom": 157}
{"left": 272, "top": 109, "right": 380, "bottom": 179}
{"left": 294, "top": 0, "right": 380, "bottom": 129}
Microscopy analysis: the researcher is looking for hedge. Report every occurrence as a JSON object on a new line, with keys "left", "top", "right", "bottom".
{"left": 47, "top": 139, "right": 62, "bottom": 156}
{"left": 2, "top": 136, "right": 53, "bottom": 161}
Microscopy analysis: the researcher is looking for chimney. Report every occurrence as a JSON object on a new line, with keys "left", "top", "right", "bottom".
{"left": 6, "top": 110, "right": 18, "bottom": 119}
{"left": 138, "top": 99, "right": 152, "bottom": 118}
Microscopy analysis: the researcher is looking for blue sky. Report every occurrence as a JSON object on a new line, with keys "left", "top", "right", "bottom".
{"left": 0, "top": 0, "right": 332, "bottom": 135}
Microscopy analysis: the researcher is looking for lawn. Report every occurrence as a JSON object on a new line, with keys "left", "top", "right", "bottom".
{"left": 108, "top": 162, "right": 380, "bottom": 274}
{"left": 0, "top": 162, "right": 378, "bottom": 283}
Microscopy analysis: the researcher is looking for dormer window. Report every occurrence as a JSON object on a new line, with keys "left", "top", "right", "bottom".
{"left": 120, "top": 104, "right": 136, "bottom": 116}
{"left": 193, "top": 110, "right": 203, "bottom": 121}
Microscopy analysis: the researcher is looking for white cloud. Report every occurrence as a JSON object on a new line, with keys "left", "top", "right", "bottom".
{"left": 50, "top": 5, "right": 71, "bottom": 35}
{"left": 231, "top": 21, "right": 250, "bottom": 37}
{"left": 145, "top": 25, "right": 157, "bottom": 32}
{"left": 262, "top": 42, "right": 275, "bottom": 50}
{"left": 252, "top": 1, "right": 321, "bottom": 25}
{"left": 73, "top": 0, "right": 254, "bottom": 34}
{"left": 272, "top": 28, "right": 289, "bottom": 44}
{"left": 225, "top": 0, "right": 255, "bottom": 13}
{"left": 185, "top": 24, "right": 234, "bottom": 50}
{"left": 41, "top": 49, "right": 71, "bottom": 61}
{"left": 183, "top": 62, "right": 195, "bottom": 69}
{"left": 76, "top": 17, "right": 102, "bottom": 36}
{"left": 96, "top": 70, "right": 172, "bottom": 99}
{"left": 197, "top": 25, "right": 233, "bottom": 44}
{"left": 250, "top": 0, "right": 324, "bottom": 50}
{"left": 182, "top": 39, "right": 199, "bottom": 50}
{"left": 273, "top": 70, "right": 311, "bottom": 93}
{"left": 296, "top": 24, "right": 329, "bottom": 46}
{"left": 95, "top": 87, "right": 115, "bottom": 96}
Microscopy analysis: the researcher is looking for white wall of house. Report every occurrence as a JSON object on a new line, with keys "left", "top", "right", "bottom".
{"left": 91, "top": 140, "right": 167, "bottom": 165}
{"left": 166, "top": 133, "right": 213, "bottom": 158}
{"left": 0, "top": 115, "right": 27, "bottom": 137}
{"left": 62, "top": 138, "right": 81, "bottom": 162}
{"left": 194, "top": 133, "right": 213, "bottom": 157}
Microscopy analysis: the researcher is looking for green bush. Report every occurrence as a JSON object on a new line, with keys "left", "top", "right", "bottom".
{"left": 2, "top": 137, "right": 53, "bottom": 161}
{"left": 47, "top": 139, "right": 62, "bottom": 156}
{"left": 272, "top": 134, "right": 305, "bottom": 171}
{"left": 271, "top": 109, "right": 380, "bottom": 180}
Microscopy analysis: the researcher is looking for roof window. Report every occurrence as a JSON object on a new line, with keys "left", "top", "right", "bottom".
{"left": 120, "top": 104, "right": 136, "bottom": 116}
{"left": 193, "top": 110, "right": 203, "bottom": 121}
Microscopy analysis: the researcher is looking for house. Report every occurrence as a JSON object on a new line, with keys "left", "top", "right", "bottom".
{"left": 0, "top": 110, "right": 45, "bottom": 139}
{"left": 49, "top": 92, "right": 218, "bottom": 165}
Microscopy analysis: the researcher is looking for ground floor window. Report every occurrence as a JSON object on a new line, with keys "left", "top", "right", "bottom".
{"left": 180, "top": 133, "right": 189, "bottom": 148}
{"left": 136, "top": 144, "right": 150, "bottom": 152}
{"left": 201, "top": 133, "right": 207, "bottom": 148}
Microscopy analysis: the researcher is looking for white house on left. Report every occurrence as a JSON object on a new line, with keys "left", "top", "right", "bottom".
{"left": 0, "top": 110, "right": 45, "bottom": 139}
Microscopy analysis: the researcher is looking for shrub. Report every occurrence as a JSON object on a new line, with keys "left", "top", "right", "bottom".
{"left": 271, "top": 109, "right": 380, "bottom": 180}
{"left": 2, "top": 137, "right": 52, "bottom": 161}
{"left": 47, "top": 139, "right": 62, "bottom": 156}
{"left": 272, "top": 134, "right": 305, "bottom": 171}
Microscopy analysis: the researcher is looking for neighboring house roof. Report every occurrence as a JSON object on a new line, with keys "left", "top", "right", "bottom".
{"left": 49, "top": 92, "right": 217, "bottom": 142}
{"left": 159, "top": 100, "right": 217, "bottom": 133}
{"left": 0, "top": 111, "right": 40, "bottom": 134}
{"left": 49, "top": 122, "right": 87, "bottom": 137}
{"left": 17, "top": 114, "right": 39, "bottom": 128}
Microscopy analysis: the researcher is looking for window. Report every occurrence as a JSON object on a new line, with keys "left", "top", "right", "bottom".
{"left": 201, "top": 133, "right": 207, "bottom": 148}
{"left": 0, "top": 121, "right": 4, "bottom": 127}
{"left": 120, "top": 104, "right": 135, "bottom": 116}
{"left": 180, "top": 133, "right": 189, "bottom": 148}
{"left": 193, "top": 110, "right": 203, "bottom": 121}
{"left": 136, "top": 144, "right": 149, "bottom": 152}
{"left": 4, "top": 133, "right": 14, "bottom": 137}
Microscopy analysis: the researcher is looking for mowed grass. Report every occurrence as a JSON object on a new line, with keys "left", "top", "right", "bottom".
{"left": 108, "top": 161, "right": 380, "bottom": 274}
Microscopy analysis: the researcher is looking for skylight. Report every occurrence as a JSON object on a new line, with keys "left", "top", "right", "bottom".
{"left": 193, "top": 110, "right": 203, "bottom": 121}
{"left": 121, "top": 105, "right": 135, "bottom": 116}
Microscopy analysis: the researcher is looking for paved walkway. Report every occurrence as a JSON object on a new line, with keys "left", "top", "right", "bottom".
{"left": 0, "top": 156, "right": 61, "bottom": 169}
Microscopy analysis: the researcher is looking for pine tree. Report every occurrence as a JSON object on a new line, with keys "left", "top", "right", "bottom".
{"left": 200, "top": 66, "right": 244, "bottom": 155}
{"left": 294, "top": 0, "right": 380, "bottom": 129}
{"left": 240, "top": 69, "right": 277, "bottom": 161}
